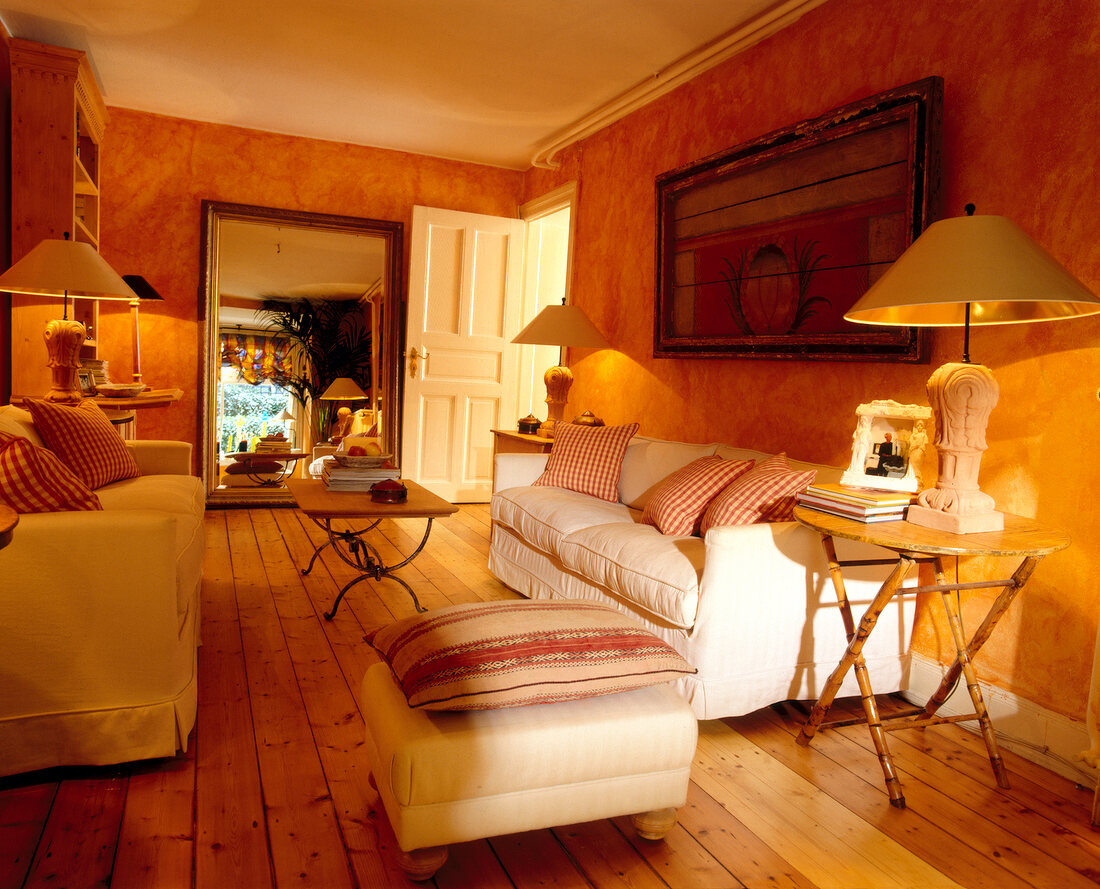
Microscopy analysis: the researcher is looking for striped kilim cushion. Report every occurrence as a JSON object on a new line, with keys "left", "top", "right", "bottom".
{"left": 367, "top": 600, "right": 696, "bottom": 710}
{"left": 0, "top": 432, "right": 102, "bottom": 513}
{"left": 641, "top": 456, "right": 754, "bottom": 536}
{"left": 532, "top": 422, "right": 639, "bottom": 502}
{"left": 699, "top": 453, "right": 816, "bottom": 534}
{"left": 26, "top": 399, "right": 141, "bottom": 490}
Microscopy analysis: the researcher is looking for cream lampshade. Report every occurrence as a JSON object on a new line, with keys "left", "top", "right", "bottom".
{"left": 512, "top": 302, "right": 610, "bottom": 438}
{"left": 0, "top": 237, "right": 136, "bottom": 403}
{"left": 122, "top": 274, "right": 165, "bottom": 385}
{"left": 320, "top": 377, "right": 368, "bottom": 443}
{"left": 844, "top": 206, "right": 1100, "bottom": 533}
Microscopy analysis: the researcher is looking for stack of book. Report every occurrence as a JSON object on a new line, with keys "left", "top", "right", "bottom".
{"left": 254, "top": 435, "right": 290, "bottom": 454}
{"left": 796, "top": 483, "right": 914, "bottom": 523}
{"left": 322, "top": 462, "right": 401, "bottom": 491}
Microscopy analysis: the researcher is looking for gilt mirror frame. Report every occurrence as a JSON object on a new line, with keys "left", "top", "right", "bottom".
{"left": 654, "top": 77, "right": 942, "bottom": 362}
{"left": 199, "top": 200, "right": 404, "bottom": 506}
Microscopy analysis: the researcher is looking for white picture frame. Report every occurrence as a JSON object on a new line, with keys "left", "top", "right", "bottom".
{"left": 840, "top": 399, "right": 933, "bottom": 493}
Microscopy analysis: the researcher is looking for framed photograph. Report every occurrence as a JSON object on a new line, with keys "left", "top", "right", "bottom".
{"left": 77, "top": 369, "right": 96, "bottom": 396}
{"left": 840, "top": 400, "right": 933, "bottom": 493}
{"left": 654, "top": 78, "right": 942, "bottom": 362}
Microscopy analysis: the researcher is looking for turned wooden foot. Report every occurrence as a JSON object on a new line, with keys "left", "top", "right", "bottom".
{"left": 631, "top": 807, "right": 677, "bottom": 840}
{"left": 398, "top": 846, "right": 448, "bottom": 881}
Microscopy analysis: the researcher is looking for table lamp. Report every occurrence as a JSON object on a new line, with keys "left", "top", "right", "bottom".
{"left": 320, "top": 376, "right": 368, "bottom": 443}
{"left": 278, "top": 408, "right": 296, "bottom": 446}
{"left": 511, "top": 301, "right": 610, "bottom": 437}
{"left": 845, "top": 206, "right": 1100, "bottom": 533}
{"left": 0, "top": 235, "right": 136, "bottom": 403}
{"left": 122, "top": 274, "right": 165, "bottom": 385}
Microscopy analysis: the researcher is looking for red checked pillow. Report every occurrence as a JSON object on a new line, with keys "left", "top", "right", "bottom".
{"left": 0, "top": 432, "right": 102, "bottom": 513}
{"left": 699, "top": 453, "right": 816, "bottom": 533}
{"left": 642, "top": 456, "right": 754, "bottom": 536}
{"left": 533, "top": 422, "right": 639, "bottom": 502}
{"left": 367, "top": 600, "right": 696, "bottom": 710}
{"left": 25, "top": 399, "right": 141, "bottom": 490}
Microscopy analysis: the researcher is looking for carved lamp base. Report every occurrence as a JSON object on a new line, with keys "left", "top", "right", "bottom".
{"left": 907, "top": 361, "right": 1004, "bottom": 535}
{"left": 537, "top": 364, "right": 573, "bottom": 439}
{"left": 43, "top": 318, "right": 87, "bottom": 404}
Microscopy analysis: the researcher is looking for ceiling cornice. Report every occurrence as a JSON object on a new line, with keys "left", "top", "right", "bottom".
{"left": 530, "top": 0, "right": 829, "bottom": 169}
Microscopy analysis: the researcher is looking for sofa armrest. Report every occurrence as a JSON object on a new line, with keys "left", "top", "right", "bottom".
{"left": 493, "top": 452, "right": 550, "bottom": 492}
{"left": 690, "top": 521, "right": 903, "bottom": 671}
{"left": 126, "top": 439, "right": 193, "bottom": 476}
{"left": 0, "top": 509, "right": 191, "bottom": 715}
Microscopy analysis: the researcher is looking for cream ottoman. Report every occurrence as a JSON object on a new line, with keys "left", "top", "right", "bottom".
{"left": 362, "top": 661, "right": 698, "bottom": 880}
{"left": 360, "top": 599, "right": 701, "bottom": 880}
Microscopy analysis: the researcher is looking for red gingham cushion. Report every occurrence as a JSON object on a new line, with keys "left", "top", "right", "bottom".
{"left": 0, "top": 432, "right": 102, "bottom": 513}
{"left": 367, "top": 600, "right": 696, "bottom": 710}
{"left": 641, "top": 456, "right": 755, "bottom": 536}
{"left": 533, "top": 422, "right": 639, "bottom": 502}
{"left": 699, "top": 454, "right": 816, "bottom": 534}
{"left": 25, "top": 399, "right": 141, "bottom": 490}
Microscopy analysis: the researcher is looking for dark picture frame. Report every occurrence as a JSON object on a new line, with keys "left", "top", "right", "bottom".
{"left": 654, "top": 78, "right": 942, "bottom": 362}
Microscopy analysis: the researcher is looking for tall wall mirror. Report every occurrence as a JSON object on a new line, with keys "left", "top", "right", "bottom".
{"left": 200, "top": 201, "right": 404, "bottom": 506}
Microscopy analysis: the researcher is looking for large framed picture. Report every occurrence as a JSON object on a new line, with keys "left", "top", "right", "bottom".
{"left": 840, "top": 400, "right": 934, "bottom": 493}
{"left": 654, "top": 78, "right": 942, "bottom": 362}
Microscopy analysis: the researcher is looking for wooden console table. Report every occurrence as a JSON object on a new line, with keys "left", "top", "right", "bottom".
{"left": 793, "top": 506, "right": 1069, "bottom": 808}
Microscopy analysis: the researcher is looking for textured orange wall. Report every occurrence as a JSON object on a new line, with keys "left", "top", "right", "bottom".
{"left": 96, "top": 111, "right": 524, "bottom": 452}
{"left": 527, "top": 0, "right": 1100, "bottom": 718}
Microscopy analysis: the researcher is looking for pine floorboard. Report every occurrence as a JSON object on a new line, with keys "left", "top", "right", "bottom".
{"left": 2, "top": 503, "right": 1099, "bottom": 888}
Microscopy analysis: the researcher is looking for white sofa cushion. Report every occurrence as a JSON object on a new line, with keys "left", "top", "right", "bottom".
{"left": 96, "top": 474, "right": 205, "bottom": 517}
{"left": 557, "top": 523, "right": 704, "bottom": 629}
{"left": 492, "top": 485, "right": 634, "bottom": 557}
{"left": 618, "top": 437, "right": 718, "bottom": 510}
{"left": 0, "top": 405, "right": 43, "bottom": 447}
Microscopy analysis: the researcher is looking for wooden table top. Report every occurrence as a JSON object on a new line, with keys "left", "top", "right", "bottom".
{"left": 793, "top": 506, "right": 1070, "bottom": 558}
{"left": 10, "top": 388, "right": 183, "bottom": 410}
{"left": 0, "top": 505, "right": 17, "bottom": 550}
{"left": 286, "top": 478, "right": 458, "bottom": 519}
{"left": 230, "top": 451, "right": 308, "bottom": 462}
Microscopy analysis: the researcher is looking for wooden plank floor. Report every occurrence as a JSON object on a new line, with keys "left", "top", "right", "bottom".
{"left": 3, "top": 504, "right": 1100, "bottom": 888}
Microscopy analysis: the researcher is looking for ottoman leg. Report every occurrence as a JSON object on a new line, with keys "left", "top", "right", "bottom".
{"left": 398, "top": 846, "right": 448, "bottom": 881}
{"left": 631, "top": 808, "right": 678, "bottom": 841}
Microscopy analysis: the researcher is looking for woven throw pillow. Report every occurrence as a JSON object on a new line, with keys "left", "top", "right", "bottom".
{"left": 641, "top": 456, "right": 755, "bottom": 536}
{"left": 699, "top": 453, "right": 816, "bottom": 534}
{"left": 367, "top": 600, "right": 696, "bottom": 710}
{"left": 26, "top": 399, "right": 141, "bottom": 490}
{"left": 532, "top": 422, "right": 640, "bottom": 502}
{"left": 0, "top": 432, "right": 102, "bottom": 513}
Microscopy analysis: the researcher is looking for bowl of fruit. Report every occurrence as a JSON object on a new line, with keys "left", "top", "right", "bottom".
{"left": 333, "top": 442, "right": 392, "bottom": 469}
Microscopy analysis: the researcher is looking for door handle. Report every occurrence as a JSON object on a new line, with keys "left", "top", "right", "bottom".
{"left": 408, "top": 347, "right": 424, "bottom": 378}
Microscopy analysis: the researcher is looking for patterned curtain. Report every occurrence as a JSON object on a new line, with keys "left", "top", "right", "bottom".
{"left": 220, "top": 332, "right": 291, "bottom": 385}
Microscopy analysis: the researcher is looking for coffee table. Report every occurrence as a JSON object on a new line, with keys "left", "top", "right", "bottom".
{"left": 229, "top": 450, "right": 309, "bottom": 486}
{"left": 287, "top": 478, "right": 458, "bottom": 619}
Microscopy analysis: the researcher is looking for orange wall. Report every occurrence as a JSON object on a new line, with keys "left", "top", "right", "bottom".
{"left": 96, "top": 111, "right": 524, "bottom": 451}
{"left": 526, "top": 0, "right": 1100, "bottom": 719}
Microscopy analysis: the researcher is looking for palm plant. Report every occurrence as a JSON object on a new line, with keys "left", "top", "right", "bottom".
{"left": 258, "top": 296, "right": 376, "bottom": 445}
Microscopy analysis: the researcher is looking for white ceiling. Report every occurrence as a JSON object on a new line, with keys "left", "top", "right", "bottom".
{"left": 0, "top": 0, "right": 824, "bottom": 169}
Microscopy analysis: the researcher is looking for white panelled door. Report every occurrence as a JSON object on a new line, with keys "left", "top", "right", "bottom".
{"left": 402, "top": 206, "right": 524, "bottom": 502}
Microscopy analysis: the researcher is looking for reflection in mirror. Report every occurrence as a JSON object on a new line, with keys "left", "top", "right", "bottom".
{"left": 200, "top": 202, "right": 403, "bottom": 506}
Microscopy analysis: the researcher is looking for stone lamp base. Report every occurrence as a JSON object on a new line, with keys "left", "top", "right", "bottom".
{"left": 907, "top": 361, "right": 1004, "bottom": 535}
{"left": 43, "top": 318, "right": 87, "bottom": 404}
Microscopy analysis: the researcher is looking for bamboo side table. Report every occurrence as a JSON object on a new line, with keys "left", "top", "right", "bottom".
{"left": 793, "top": 506, "right": 1069, "bottom": 808}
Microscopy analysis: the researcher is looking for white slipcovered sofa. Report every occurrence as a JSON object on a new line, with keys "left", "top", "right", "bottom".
{"left": 0, "top": 404, "right": 204, "bottom": 776}
{"left": 489, "top": 435, "right": 915, "bottom": 721}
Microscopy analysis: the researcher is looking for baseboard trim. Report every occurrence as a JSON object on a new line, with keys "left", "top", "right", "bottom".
{"left": 903, "top": 652, "right": 1096, "bottom": 787}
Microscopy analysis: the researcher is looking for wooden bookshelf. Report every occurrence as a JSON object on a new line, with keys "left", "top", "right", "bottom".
{"left": 9, "top": 39, "right": 108, "bottom": 396}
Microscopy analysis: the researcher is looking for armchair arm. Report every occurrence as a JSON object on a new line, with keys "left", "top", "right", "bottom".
{"left": 0, "top": 509, "right": 189, "bottom": 717}
{"left": 493, "top": 453, "right": 549, "bottom": 492}
{"left": 125, "top": 439, "right": 192, "bottom": 476}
